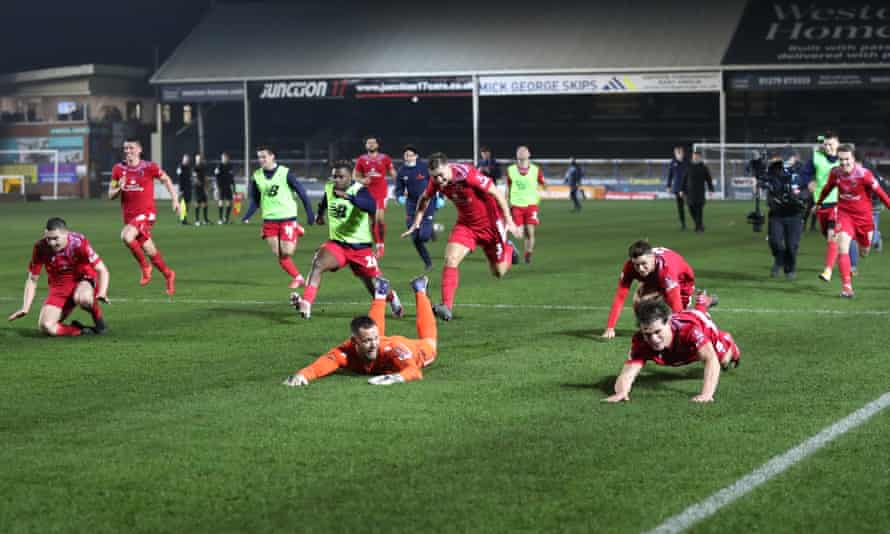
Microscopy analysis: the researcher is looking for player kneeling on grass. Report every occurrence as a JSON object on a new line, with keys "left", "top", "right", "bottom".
{"left": 284, "top": 276, "right": 436, "bottom": 387}
{"left": 8, "top": 217, "right": 110, "bottom": 336}
{"left": 603, "top": 299, "right": 740, "bottom": 404}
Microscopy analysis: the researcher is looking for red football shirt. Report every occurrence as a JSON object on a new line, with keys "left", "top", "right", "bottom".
{"left": 112, "top": 160, "right": 162, "bottom": 221}
{"left": 354, "top": 153, "right": 393, "bottom": 201}
{"left": 424, "top": 163, "right": 501, "bottom": 231}
{"left": 28, "top": 232, "right": 101, "bottom": 287}
{"left": 618, "top": 247, "right": 695, "bottom": 294}
{"left": 628, "top": 310, "right": 728, "bottom": 367}
{"left": 821, "top": 165, "right": 890, "bottom": 219}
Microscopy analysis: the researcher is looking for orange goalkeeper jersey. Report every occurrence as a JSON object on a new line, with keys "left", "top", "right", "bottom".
{"left": 297, "top": 300, "right": 436, "bottom": 382}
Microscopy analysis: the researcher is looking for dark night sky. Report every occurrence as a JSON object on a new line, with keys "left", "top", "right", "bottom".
{"left": 0, "top": 1, "right": 215, "bottom": 74}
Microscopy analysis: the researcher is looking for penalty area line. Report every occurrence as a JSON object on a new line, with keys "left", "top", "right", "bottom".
{"left": 643, "top": 390, "right": 890, "bottom": 534}
{"left": 1, "top": 296, "right": 889, "bottom": 315}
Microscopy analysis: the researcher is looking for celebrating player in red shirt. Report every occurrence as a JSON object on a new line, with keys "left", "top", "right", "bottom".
{"left": 403, "top": 152, "right": 521, "bottom": 321}
{"left": 109, "top": 138, "right": 178, "bottom": 295}
{"left": 602, "top": 240, "right": 700, "bottom": 339}
{"left": 8, "top": 218, "right": 110, "bottom": 336}
{"left": 354, "top": 135, "right": 397, "bottom": 258}
{"left": 816, "top": 144, "right": 890, "bottom": 297}
{"left": 603, "top": 300, "right": 740, "bottom": 403}
{"left": 284, "top": 276, "right": 436, "bottom": 387}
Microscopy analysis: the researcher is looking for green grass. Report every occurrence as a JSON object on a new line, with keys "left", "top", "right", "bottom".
{"left": 1, "top": 199, "right": 888, "bottom": 533}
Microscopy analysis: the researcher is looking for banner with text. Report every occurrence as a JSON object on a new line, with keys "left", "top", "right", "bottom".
{"left": 479, "top": 72, "right": 721, "bottom": 96}
{"left": 250, "top": 78, "right": 472, "bottom": 101}
{"left": 728, "top": 69, "right": 890, "bottom": 90}
{"left": 724, "top": 1, "right": 890, "bottom": 64}
{"left": 161, "top": 83, "right": 245, "bottom": 103}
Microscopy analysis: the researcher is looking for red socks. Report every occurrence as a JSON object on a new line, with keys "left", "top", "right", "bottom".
{"left": 278, "top": 256, "right": 300, "bottom": 278}
{"left": 838, "top": 253, "right": 852, "bottom": 286}
{"left": 126, "top": 240, "right": 150, "bottom": 270}
{"left": 55, "top": 323, "right": 82, "bottom": 336}
{"left": 824, "top": 240, "right": 838, "bottom": 270}
{"left": 442, "top": 266, "right": 459, "bottom": 309}
{"left": 303, "top": 284, "right": 318, "bottom": 305}
{"left": 149, "top": 251, "right": 172, "bottom": 277}
{"left": 91, "top": 299, "right": 103, "bottom": 322}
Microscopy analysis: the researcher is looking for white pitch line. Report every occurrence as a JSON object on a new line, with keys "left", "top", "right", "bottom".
{"left": 643, "top": 390, "right": 890, "bottom": 534}
{"left": 1, "top": 296, "right": 889, "bottom": 315}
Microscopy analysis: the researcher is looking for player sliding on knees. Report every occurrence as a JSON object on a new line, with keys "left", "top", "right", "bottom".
{"left": 815, "top": 144, "right": 890, "bottom": 298}
{"left": 284, "top": 276, "right": 436, "bottom": 387}
{"left": 603, "top": 299, "right": 740, "bottom": 404}
{"left": 109, "top": 138, "right": 178, "bottom": 295}
{"left": 8, "top": 218, "right": 110, "bottom": 336}
{"left": 602, "top": 240, "right": 713, "bottom": 339}
{"left": 290, "top": 160, "right": 402, "bottom": 320}
{"left": 241, "top": 146, "right": 315, "bottom": 289}
{"left": 403, "top": 152, "right": 522, "bottom": 321}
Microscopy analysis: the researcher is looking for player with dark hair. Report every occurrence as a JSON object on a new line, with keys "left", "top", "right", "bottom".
{"left": 603, "top": 299, "right": 740, "bottom": 403}
{"left": 284, "top": 277, "right": 435, "bottom": 387}
{"left": 109, "top": 138, "right": 178, "bottom": 295}
{"left": 214, "top": 151, "right": 235, "bottom": 224}
{"left": 291, "top": 160, "right": 402, "bottom": 319}
{"left": 403, "top": 152, "right": 521, "bottom": 321}
{"left": 241, "top": 145, "right": 315, "bottom": 289}
{"left": 8, "top": 218, "right": 110, "bottom": 336}
{"left": 816, "top": 145, "right": 890, "bottom": 297}
{"left": 354, "top": 135, "right": 397, "bottom": 258}
{"left": 395, "top": 144, "right": 438, "bottom": 271}
{"left": 602, "top": 240, "right": 709, "bottom": 339}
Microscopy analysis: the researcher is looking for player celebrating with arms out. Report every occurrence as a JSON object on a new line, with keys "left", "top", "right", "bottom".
{"left": 241, "top": 146, "right": 315, "bottom": 289}
{"left": 403, "top": 152, "right": 521, "bottom": 321}
{"left": 8, "top": 218, "right": 110, "bottom": 336}
{"left": 602, "top": 240, "right": 710, "bottom": 339}
{"left": 284, "top": 276, "right": 435, "bottom": 387}
{"left": 291, "top": 160, "right": 402, "bottom": 320}
{"left": 109, "top": 138, "right": 178, "bottom": 295}
{"left": 354, "top": 135, "right": 397, "bottom": 258}
{"left": 506, "top": 145, "right": 546, "bottom": 264}
{"left": 603, "top": 299, "right": 740, "bottom": 404}
{"left": 816, "top": 145, "right": 890, "bottom": 297}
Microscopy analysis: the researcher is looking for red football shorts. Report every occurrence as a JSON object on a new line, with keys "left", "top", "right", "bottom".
{"left": 262, "top": 220, "right": 304, "bottom": 243}
{"left": 511, "top": 205, "right": 540, "bottom": 226}
{"left": 447, "top": 220, "right": 510, "bottom": 266}
{"left": 835, "top": 211, "right": 874, "bottom": 248}
{"left": 367, "top": 185, "right": 388, "bottom": 210}
{"left": 44, "top": 275, "right": 95, "bottom": 317}
{"left": 125, "top": 212, "right": 156, "bottom": 243}
{"left": 816, "top": 206, "right": 837, "bottom": 236}
{"left": 322, "top": 241, "right": 381, "bottom": 278}
{"left": 713, "top": 331, "right": 740, "bottom": 363}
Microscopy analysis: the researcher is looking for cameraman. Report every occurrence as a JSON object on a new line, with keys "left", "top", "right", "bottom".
{"left": 764, "top": 153, "right": 807, "bottom": 279}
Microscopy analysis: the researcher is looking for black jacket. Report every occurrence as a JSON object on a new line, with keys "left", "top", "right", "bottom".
{"left": 682, "top": 162, "right": 714, "bottom": 204}
{"left": 765, "top": 161, "right": 807, "bottom": 217}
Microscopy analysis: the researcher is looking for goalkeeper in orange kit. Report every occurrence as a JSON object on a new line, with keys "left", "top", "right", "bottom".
{"left": 283, "top": 276, "right": 437, "bottom": 387}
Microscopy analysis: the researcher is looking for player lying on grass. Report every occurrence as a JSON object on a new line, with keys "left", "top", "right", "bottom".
{"left": 8, "top": 217, "right": 109, "bottom": 336}
{"left": 284, "top": 276, "right": 436, "bottom": 387}
{"left": 602, "top": 240, "right": 698, "bottom": 339}
{"left": 603, "top": 298, "right": 739, "bottom": 404}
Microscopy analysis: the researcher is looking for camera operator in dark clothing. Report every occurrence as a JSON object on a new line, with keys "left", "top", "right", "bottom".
{"left": 764, "top": 154, "right": 808, "bottom": 279}
{"left": 665, "top": 145, "right": 689, "bottom": 230}
{"left": 682, "top": 150, "right": 714, "bottom": 232}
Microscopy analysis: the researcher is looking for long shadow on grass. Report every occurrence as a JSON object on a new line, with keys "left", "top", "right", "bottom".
{"left": 560, "top": 328, "right": 635, "bottom": 341}
{"left": 584, "top": 368, "right": 704, "bottom": 395}
{"left": 211, "top": 307, "right": 295, "bottom": 325}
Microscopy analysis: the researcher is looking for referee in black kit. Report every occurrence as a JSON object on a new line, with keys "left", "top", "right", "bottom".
{"left": 214, "top": 152, "right": 235, "bottom": 224}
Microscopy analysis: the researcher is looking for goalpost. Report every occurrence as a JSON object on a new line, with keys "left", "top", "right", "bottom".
{"left": 693, "top": 143, "right": 827, "bottom": 200}
{"left": 0, "top": 149, "right": 61, "bottom": 199}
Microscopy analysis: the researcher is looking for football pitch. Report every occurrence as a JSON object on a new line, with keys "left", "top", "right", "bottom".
{"left": 2, "top": 199, "right": 889, "bottom": 533}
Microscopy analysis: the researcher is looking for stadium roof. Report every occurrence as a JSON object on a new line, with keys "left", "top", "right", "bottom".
{"left": 151, "top": 0, "right": 747, "bottom": 84}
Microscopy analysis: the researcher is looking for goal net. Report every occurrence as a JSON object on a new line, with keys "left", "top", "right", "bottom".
{"left": 0, "top": 149, "right": 62, "bottom": 199}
